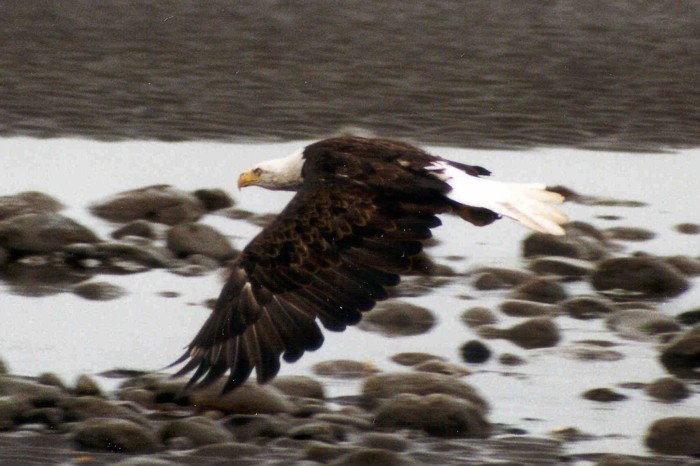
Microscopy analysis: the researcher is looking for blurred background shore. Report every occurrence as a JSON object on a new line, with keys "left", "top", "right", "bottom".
{"left": 1, "top": 0, "right": 698, "bottom": 149}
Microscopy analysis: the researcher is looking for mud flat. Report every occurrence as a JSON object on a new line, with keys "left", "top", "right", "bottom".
{"left": 0, "top": 138, "right": 698, "bottom": 464}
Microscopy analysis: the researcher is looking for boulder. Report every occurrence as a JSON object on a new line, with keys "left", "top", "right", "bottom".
{"left": 271, "top": 375, "right": 325, "bottom": 400}
{"left": 73, "top": 281, "right": 126, "bottom": 301}
{"left": 459, "top": 340, "right": 491, "bottom": 364}
{"left": 645, "top": 377, "right": 689, "bottom": 402}
{"left": 460, "top": 307, "right": 498, "bottom": 328}
{"left": 659, "top": 326, "right": 700, "bottom": 373}
{"left": 192, "top": 188, "right": 234, "bottom": 211}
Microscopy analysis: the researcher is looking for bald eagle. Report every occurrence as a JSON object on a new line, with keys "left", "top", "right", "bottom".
{"left": 172, "top": 137, "right": 567, "bottom": 392}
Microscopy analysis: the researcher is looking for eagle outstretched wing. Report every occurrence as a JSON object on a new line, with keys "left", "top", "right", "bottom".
{"left": 172, "top": 143, "right": 498, "bottom": 393}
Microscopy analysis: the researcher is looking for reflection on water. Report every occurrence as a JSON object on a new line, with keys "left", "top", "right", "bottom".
{"left": 1, "top": 1, "right": 699, "bottom": 149}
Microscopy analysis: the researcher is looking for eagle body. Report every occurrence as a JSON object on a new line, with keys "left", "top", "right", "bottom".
{"left": 174, "top": 137, "right": 567, "bottom": 392}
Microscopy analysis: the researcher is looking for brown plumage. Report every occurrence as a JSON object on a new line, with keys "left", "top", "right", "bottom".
{"left": 172, "top": 137, "right": 566, "bottom": 392}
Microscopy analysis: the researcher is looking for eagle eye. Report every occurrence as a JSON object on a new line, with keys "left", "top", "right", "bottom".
{"left": 253, "top": 167, "right": 262, "bottom": 176}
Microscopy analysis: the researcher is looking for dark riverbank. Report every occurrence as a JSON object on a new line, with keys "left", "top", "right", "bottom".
{"left": 2, "top": 1, "right": 699, "bottom": 150}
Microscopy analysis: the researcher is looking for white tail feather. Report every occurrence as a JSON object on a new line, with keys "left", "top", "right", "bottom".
{"left": 434, "top": 163, "right": 568, "bottom": 235}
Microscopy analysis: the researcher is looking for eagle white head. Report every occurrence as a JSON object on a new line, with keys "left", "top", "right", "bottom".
{"left": 237, "top": 148, "right": 306, "bottom": 191}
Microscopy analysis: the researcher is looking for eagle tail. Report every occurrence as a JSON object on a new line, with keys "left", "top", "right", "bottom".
{"left": 437, "top": 163, "right": 568, "bottom": 235}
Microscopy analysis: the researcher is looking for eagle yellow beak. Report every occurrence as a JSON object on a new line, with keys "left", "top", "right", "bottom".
{"left": 237, "top": 170, "right": 260, "bottom": 190}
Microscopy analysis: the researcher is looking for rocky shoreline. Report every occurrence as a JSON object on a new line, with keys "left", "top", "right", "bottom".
{"left": 0, "top": 183, "right": 699, "bottom": 464}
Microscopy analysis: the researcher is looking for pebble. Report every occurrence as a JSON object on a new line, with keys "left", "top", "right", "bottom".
{"left": 664, "top": 255, "right": 700, "bottom": 276}
{"left": 330, "top": 448, "right": 418, "bottom": 466}
{"left": 413, "top": 360, "right": 470, "bottom": 377}
{"left": 674, "top": 223, "right": 700, "bottom": 235}
{"left": 358, "top": 432, "right": 410, "bottom": 452}
{"left": 74, "top": 374, "right": 103, "bottom": 397}
{"left": 677, "top": 307, "right": 700, "bottom": 326}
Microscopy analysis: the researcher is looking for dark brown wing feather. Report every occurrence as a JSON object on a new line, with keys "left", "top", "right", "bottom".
{"left": 173, "top": 137, "right": 495, "bottom": 393}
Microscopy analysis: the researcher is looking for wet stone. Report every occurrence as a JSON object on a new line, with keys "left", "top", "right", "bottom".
{"left": 73, "top": 417, "right": 161, "bottom": 453}
{"left": 305, "top": 442, "right": 354, "bottom": 463}
{"left": 677, "top": 307, "right": 700, "bottom": 326}
{"left": 361, "top": 372, "right": 488, "bottom": 413}
{"left": 522, "top": 226, "right": 607, "bottom": 261}
{"left": 74, "top": 374, "right": 103, "bottom": 397}
{"left": 479, "top": 318, "right": 561, "bottom": 349}
{"left": 674, "top": 223, "right": 700, "bottom": 235}
{"left": 358, "top": 432, "right": 410, "bottom": 452}
{"left": 0, "top": 396, "right": 30, "bottom": 430}
{"left": 413, "top": 360, "right": 470, "bottom": 377}
{"left": 111, "top": 220, "right": 158, "bottom": 240}
{"left": 582, "top": 388, "right": 628, "bottom": 403}
{"left": 527, "top": 256, "right": 593, "bottom": 280}
{"left": 358, "top": 301, "right": 435, "bottom": 337}
{"left": 189, "top": 380, "right": 294, "bottom": 415}
{"left": 287, "top": 421, "right": 338, "bottom": 442}
{"left": 460, "top": 307, "right": 498, "bottom": 328}
{"left": 603, "top": 226, "right": 656, "bottom": 242}
{"left": 374, "top": 393, "right": 491, "bottom": 438}
{"left": 271, "top": 375, "right": 325, "bottom": 400}
{"left": 166, "top": 222, "right": 236, "bottom": 261}
{"left": 0, "top": 191, "right": 63, "bottom": 221}
{"left": 332, "top": 448, "right": 418, "bottom": 466}
{"left": 498, "top": 353, "right": 526, "bottom": 366}
{"left": 37, "top": 372, "right": 66, "bottom": 390}
{"left": 159, "top": 416, "right": 234, "bottom": 447}
{"left": 510, "top": 278, "right": 567, "bottom": 304}
{"left": 312, "top": 360, "right": 379, "bottom": 379}
{"left": 606, "top": 309, "right": 681, "bottom": 341}
{"left": 73, "top": 281, "right": 126, "bottom": 301}
{"left": 192, "top": 188, "right": 234, "bottom": 211}
{"left": 561, "top": 296, "right": 616, "bottom": 320}
{"left": 390, "top": 352, "right": 446, "bottom": 367}
{"left": 645, "top": 377, "right": 689, "bottom": 402}
{"left": 592, "top": 257, "right": 690, "bottom": 299}
{"left": 499, "top": 300, "right": 559, "bottom": 317}
{"left": 0, "top": 213, "right": 100, "bottom": 254}
{"left": 89, "top": 185, "right": 205, "bottom": 225}
{"left": 313, "top": 413, "right": 373, "bottom": 431}
{"left": 224, "top": 414, "right": 290, "bottom": 441}
{"left": 659, "top": 326, "right": 700, "bottom": 373}
{"left": 664, "top": 255, "right": 700, "bottom": 276}
{"left": 645, "top": 417, "right": 700, "bottom": 456}
{"left": 460, "top": 340, "right": 491, "bottom": 364}
{"left": 189, "top": 441, "right": 262, "bottom": 458}
{"left": 468, "top": 267, "right": 533, "bottom": 287}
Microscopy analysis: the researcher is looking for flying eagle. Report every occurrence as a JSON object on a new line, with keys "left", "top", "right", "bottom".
{"left": 172, "top": 137, "right": 567, "bottom": 393}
